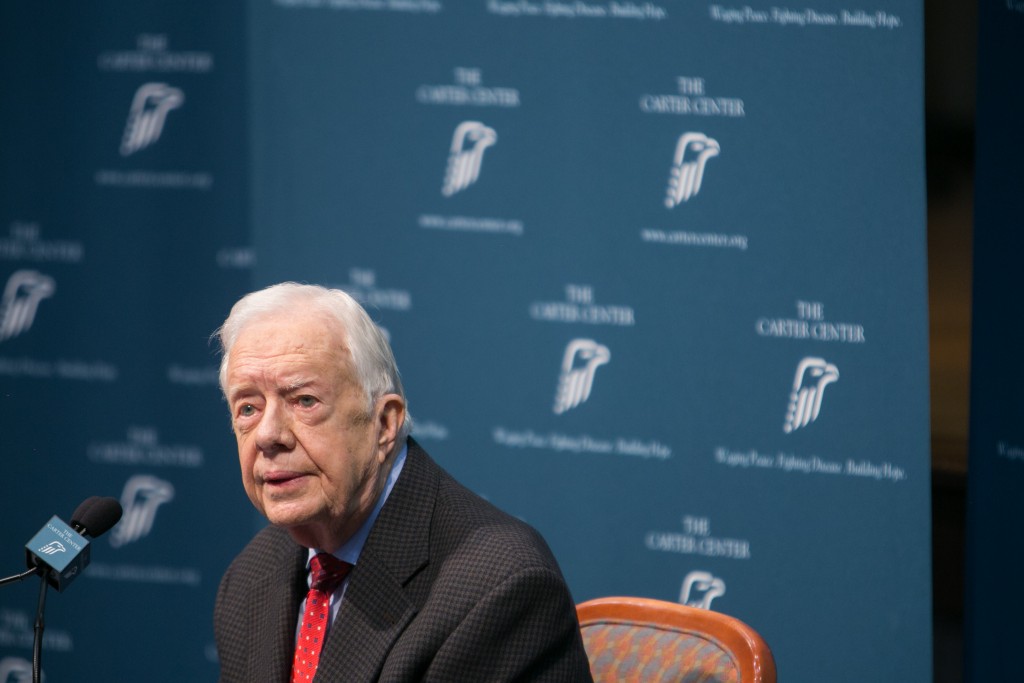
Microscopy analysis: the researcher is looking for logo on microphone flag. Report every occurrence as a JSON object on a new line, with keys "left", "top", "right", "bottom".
{"left": 37, "top": 541, "right": 66, "bottom": 556}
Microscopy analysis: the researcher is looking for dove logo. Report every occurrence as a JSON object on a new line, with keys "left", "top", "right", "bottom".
{"left": 553, "top": 339, "right": 611, "bottom": 415}
{"left": 0, "top": 270, "right": 55, "bottom": 343}
{"left": 783, "top": 357, "right": 840, "bottom": 433}
{"left": 120, "top": 83, "right": 184, "bottom": 156}
{"left": 37, "top": 541, "right": 66, "bottom": 556}
{"left": 665, "top": 132, "right": 720, "bottom": 208}
{"left": 680, "top": 571, "right": 726, "bottom": 610}
{"left": 0, "top": 657, "right": 34, "bottom": 683}
{"left": 442, "top": 121, "right": 497, "bottom": 197}
{"left": 109, "top": 475, "right": 175, "bottom": 548}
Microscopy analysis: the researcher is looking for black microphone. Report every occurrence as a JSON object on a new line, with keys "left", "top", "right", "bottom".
{"left": 24, "top": 497, "right": 123, "bottom": 592}
{"left": 71, "top": 496, "right": 122, "bottom": 538}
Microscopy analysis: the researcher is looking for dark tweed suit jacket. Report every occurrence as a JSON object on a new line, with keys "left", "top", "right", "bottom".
{"left": 214, "top": 439, "right": 593, "bottom": 682}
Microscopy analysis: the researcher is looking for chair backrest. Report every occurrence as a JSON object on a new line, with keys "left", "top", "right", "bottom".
{"left": 577, "top": 596, "right": 777, "bottom": 683}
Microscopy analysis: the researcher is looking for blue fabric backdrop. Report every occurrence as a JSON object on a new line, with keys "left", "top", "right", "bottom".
{"left": 1, "top": 2, "right": 931, "bottom": 680}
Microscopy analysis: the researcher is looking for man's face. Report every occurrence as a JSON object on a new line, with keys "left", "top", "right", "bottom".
{"left": 224, "top": 311, "right": 401, "bottom": 550}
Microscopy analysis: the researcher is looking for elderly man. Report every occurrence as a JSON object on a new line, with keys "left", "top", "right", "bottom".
{"left": 213, "top": 282, "right": 592, "bottom": 682}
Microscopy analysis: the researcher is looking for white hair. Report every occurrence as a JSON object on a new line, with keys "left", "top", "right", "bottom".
{"left": 215, "top": 282, "right": 412, "bottom": 442}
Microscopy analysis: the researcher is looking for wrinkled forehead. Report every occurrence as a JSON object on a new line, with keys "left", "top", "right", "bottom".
{"left": 219, "top": 299, "right": 366, "bottom": 396}
{"left": 240, "top": 307, "right": 350, "bottom": 348}
{"left": 228, "top": 312, "right": 352, "bottom": 376}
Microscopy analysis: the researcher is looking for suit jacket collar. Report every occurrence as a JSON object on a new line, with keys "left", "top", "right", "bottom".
{"left": 249, "top": 532, "right": 308, "bottom": 682}
{"left": 315, "top": 439, "right": 436, "bottom": 680}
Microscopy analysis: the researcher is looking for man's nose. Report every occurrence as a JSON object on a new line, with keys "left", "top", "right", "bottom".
{"left": 254, "top": 401, "right": 296, "bottom": 455}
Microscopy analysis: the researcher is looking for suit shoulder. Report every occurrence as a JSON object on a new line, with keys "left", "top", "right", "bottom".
{"left": 433, "top": 466, "right": 563, "bottom": 576}
{"left": 222, "top": 524, "right": 301, "bottom": 586}
{"left": 381, "top": 441, "right": 570, "bottom": 591}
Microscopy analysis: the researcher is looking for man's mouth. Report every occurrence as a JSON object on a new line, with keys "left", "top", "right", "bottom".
{"left": 261, "top": 471, "right": 306, "bottom": 487}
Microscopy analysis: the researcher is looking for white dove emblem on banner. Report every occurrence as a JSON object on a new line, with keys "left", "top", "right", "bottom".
{"left": 442, "top": 121, "right": 497, "bottom": 197}
{"left": 553, "top": 339, "right": 611, "bottom": 415}
{"left": 120, "top": 82, "right": 185, "bottom": 156}
{"left": 109, "top": 474, "right": 175, "bottom": 548}
{"left": 665, "top": 132, "right": 720, "bottom": 208}
{"left": 0, "top": 270, "right": 55, "bottom": 343}
{"left": 783, "top": 356, "right": 840, "bottom": 433}
{"left": 680, "top": 571, "right": 727, "bottom": 610}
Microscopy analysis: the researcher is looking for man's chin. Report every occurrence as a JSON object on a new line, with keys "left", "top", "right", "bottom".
{"left": 262, "top": 501, "right": 319, "bottom": 530}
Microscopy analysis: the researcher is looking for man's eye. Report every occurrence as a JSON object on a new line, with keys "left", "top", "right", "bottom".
{"left": 297, "top": 396, "right": 317, "bottom": 408}
{"left": 238, "top": 404, "right": 256, "bottom": 417}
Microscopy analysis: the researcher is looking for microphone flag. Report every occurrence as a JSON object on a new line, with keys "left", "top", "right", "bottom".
{"left": 24, "top": 516, "right": 91, "bottom": 592}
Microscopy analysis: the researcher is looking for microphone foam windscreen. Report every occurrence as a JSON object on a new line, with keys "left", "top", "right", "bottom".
{"left": 70, "top": 496, "right": 101, "bottom": 526}
{"left": 76, "top": 497, "right": 124, "bottom": 538}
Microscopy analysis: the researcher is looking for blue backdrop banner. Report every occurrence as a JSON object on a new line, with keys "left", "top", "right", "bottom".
{"left": 0, "top": 2, "right": 254, "bottom": 680}
{"left": 249, "top": 2, "right": 931, "bottom": 682}
{"left": 0, "top": 1, "right": 931, "bottom": 681}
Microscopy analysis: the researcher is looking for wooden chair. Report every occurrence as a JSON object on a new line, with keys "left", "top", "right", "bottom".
{"left": 577, "top": 596, "right": 777, "bottom": 683}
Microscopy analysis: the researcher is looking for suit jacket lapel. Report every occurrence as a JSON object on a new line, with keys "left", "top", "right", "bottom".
{"left": 249, "top": 534, "right": 307, "bottom": 683}
{"left": 315, "top": 441, "right": 436, "bottom": 680}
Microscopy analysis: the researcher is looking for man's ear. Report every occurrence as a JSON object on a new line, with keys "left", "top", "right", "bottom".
{"left": 376, "top": 394, "right": 406, "bottom": 458}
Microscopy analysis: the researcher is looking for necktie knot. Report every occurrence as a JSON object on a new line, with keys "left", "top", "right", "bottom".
{"left": 309, "top": 553, "right": 351, "bottom": 593}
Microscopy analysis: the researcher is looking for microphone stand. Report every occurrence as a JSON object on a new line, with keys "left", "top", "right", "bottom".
{"left": 2, "top": 563, "right": 51, "bottom": 683}
{"left": 33, "top": 571, "right": 49, "bottom": 683}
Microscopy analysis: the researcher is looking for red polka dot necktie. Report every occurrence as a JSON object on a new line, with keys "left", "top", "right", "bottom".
{"left": 292, "top": 553, "right": 352, "bottom": 683}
